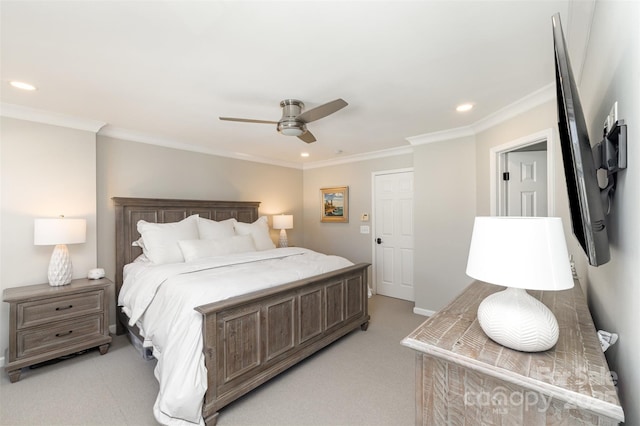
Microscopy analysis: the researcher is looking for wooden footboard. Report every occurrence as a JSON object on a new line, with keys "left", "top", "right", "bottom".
{"left": 113, "top": 197, "right": 370, "bottom": 425}
{"left": 195, "top": 262, "right": 370, "bottom": 425}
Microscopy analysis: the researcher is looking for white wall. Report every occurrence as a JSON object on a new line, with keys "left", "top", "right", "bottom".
{"left": 578, "top": 2, "right": 639, "bottom": 424}
{"left": 0, "top": 117, "right": 98, "bottom": 361}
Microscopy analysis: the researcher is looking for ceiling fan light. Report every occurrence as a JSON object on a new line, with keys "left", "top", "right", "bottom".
{"left": 278, "top": 121, "right": 305, "bottom": 137}
{"left": 281, "top": 127, "right": 304, "bottom": 136}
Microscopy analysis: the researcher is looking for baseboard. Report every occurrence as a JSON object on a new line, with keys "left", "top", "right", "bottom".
{"left": 413, "top": 306, "right": 435, "bottom": 317}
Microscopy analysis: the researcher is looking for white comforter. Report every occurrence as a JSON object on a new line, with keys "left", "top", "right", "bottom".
{"left": 118, "top": 247, "right": 353, "bottom": 426}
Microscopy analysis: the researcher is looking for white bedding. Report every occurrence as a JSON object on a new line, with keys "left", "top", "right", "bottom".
{"left": 118, "top": 247, "right": 353, "bottom": 426}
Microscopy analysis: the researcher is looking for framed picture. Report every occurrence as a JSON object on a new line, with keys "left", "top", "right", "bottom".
{"left": 321, "top": 186, "right": 349, "bottom": 223}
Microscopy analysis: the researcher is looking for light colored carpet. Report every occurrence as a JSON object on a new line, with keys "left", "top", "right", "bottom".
{"left": 0, "top": 295, "right": 425, "bottom": 425}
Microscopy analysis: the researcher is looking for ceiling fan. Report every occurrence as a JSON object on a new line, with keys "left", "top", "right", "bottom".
{"left": 219, "top": 98, "right": 348, "bottom": 143}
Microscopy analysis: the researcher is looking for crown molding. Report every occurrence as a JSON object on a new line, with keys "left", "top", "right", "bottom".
{"left": 0, "top": 103, "right": 106, "bottom": 132}
{"left": 3, "top": 82, "right": 555, "bottom": 168}
{"left": 472, "top": 83, "right": 555, "bottom": 134}
{"left": 101, "top": 124, "right": 412, "bottom": 170}
{"left": 303, "top": 145, "right": 413, "bottom": 170}
{"left": 406, "top": 125, "right": 475, "bottom": 146}
{"left": 405, "top": 83, "right": 555, "bottom": 146}
{"left": 97, "top": 125, "right": 303, "bottom": 169}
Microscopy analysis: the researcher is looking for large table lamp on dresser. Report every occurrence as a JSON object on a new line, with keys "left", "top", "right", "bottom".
{"left": 466, "top": 216, "right": 574, "bottom": 352}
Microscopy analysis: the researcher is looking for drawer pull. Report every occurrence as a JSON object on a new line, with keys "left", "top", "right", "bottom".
{"left": 55, "top": 305, "right": 73, "bottom": 311}
{"left": 55, "top": 330, "right": 73, "bottom": 337}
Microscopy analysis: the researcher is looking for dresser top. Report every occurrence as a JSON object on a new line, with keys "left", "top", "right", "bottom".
{"left": 402, "top": 280, "right": 624, "bottom": 422}
{"left": 3, "top": 278, "right": 112, "bottom": 302}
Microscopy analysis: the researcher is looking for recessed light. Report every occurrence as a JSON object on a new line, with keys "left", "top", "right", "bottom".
{"left": 10, "top": 81, "right": 37, "bottom": 91}
{"left": 301, "top": 152, "right": 310, "bottom": 158}
{"left": 456, "top": 103, "right": 473, "bottom": 112}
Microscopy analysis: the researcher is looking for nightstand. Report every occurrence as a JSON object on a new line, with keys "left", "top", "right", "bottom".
{"left": 3, "top": 277, "right": 112, "bottom": 382}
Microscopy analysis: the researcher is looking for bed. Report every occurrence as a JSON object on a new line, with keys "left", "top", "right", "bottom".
{"left": 113, "top": 197, "right": 370, "bottom": 425}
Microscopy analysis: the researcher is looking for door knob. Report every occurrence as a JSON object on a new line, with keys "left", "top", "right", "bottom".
{"left": 376, "top": 238, "right": 382, "bottom": 244}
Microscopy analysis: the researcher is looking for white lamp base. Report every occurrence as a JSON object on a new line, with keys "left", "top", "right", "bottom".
{"left": 477, "top": 287, "right": 559, "bottom": 352}
{"left": 278, "top": 229, "right": 289, "bottom": 248}
{"left": 48, "top": 244, "right": 73, "bottom": 286}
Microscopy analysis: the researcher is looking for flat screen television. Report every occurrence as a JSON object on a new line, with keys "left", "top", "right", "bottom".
{"left": 552, "top": 13, "right": 610, "bottom": 266}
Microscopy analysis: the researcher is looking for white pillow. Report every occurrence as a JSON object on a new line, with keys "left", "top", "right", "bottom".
{"left": 234, "top": 216, "right": 275, "bottom": 251}
{"left": 178, "top": 235, "right": 256, "bottom": 262}
{"left": 136, "top": 214, "right": 199, "bottom": 264}
{"left": 132, "top": 253, "right": 150, "bottom": 263}
{"left": 197, "top": 217, "right": 237, "bottom": 240}
{"left": 132, "top": 237, "right": 146, "bottom": 250}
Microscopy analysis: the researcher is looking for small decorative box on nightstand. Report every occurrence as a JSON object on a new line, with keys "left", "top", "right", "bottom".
{"left": 3, "top": 277, "right": 112, "bottom": 382}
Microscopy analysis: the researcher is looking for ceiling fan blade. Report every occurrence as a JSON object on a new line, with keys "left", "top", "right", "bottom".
{"left": 219, "top": 117, "right": 278, "bottom": 124}
{"left": 298, "top": 130, "right": 317, "bottom": 144}
{"left": 297, "top": 98, "right": 348, "bottom": 123}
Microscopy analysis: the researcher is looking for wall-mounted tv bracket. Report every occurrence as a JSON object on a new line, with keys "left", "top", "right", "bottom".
{"left": 593, "top": 119, "right": 627, "bottom": 214}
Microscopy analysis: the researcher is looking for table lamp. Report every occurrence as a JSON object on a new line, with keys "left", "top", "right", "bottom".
{"left": 465, "top": 217, "right": 574, "bottom": 352}
{"left": 34, "top": 216, "right": 86, "bottom": 286}
{"left": 272, "top": 214, "right": 293, "bottom": 248}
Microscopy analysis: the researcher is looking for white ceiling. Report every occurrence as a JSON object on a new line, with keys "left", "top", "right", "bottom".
{"left": 1, "top": 1, "right": 582, "bottom": 168}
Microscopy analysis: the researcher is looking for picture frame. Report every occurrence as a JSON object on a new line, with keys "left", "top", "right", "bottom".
{"left": 321, "top": 186, "right": 349, "bottom": 223}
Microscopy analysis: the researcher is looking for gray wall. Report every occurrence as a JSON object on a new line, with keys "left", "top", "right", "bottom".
{"left": 0, "top": 117, "right": 98, "bottom": 360}
{"left": 475, "top": 102, "right": 560, "bottom": 215}
{"left": 95, "top": 136, "right": 303, "bottom": 330}
{"left": 96, "top": 135, "right": 303, "bottom": 285}
{"left": 413, "top": 136, "right": 476, "bottom": 313}
{"left": 301, "top": 138, "right": 476, "bottom": 316}
{"left": 468, "top": 3, "right": 640, "bottom": 421}
{"left": 302, "top": 154, "right": 412, "bottom": 265}
{"left": 578, "top": 2, "right": 639, "bottom": 424}
{"left": 473, "top": 101, "right": 583, "bottom": 274}
{"left": 1, "top": 3, "right": 636, "bottom": 419}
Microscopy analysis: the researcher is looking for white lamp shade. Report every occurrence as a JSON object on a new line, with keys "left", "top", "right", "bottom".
{"left": 272, "top": 215, "right": 293, "bottom": 230}
{"left": 466, "top": 217, "right": 573, "bottom": 291}
{"left": 34, "top": 217, "right": 86, "bottom": 286}
{"left": 34, "top": 218, "right": 86, "bottom": 245}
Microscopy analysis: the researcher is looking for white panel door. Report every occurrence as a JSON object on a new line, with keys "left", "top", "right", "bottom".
{"left": 374, "top": 171, "right": 414, "bottom": 301}
{"left": 506, "top": 151, "right": 548, "bottom": 217}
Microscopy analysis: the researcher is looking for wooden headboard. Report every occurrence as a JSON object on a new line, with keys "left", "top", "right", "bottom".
{"left": 112, "top": 197, "right": 260, "bottom": 301}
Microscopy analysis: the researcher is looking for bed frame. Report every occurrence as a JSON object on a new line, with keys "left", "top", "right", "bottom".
{"left": 113, "top": 197, "right": 370, "bottom": 425}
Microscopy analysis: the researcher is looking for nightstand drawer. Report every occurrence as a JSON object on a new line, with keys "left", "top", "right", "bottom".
{"left": 17, "top": 291, "right": 103, "bottom": 329}
{"left": 4, "top": 278, "right": 112, "bottom": 382}
{"left": 16, "top": 315, "right": 103, "bottom": 359}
